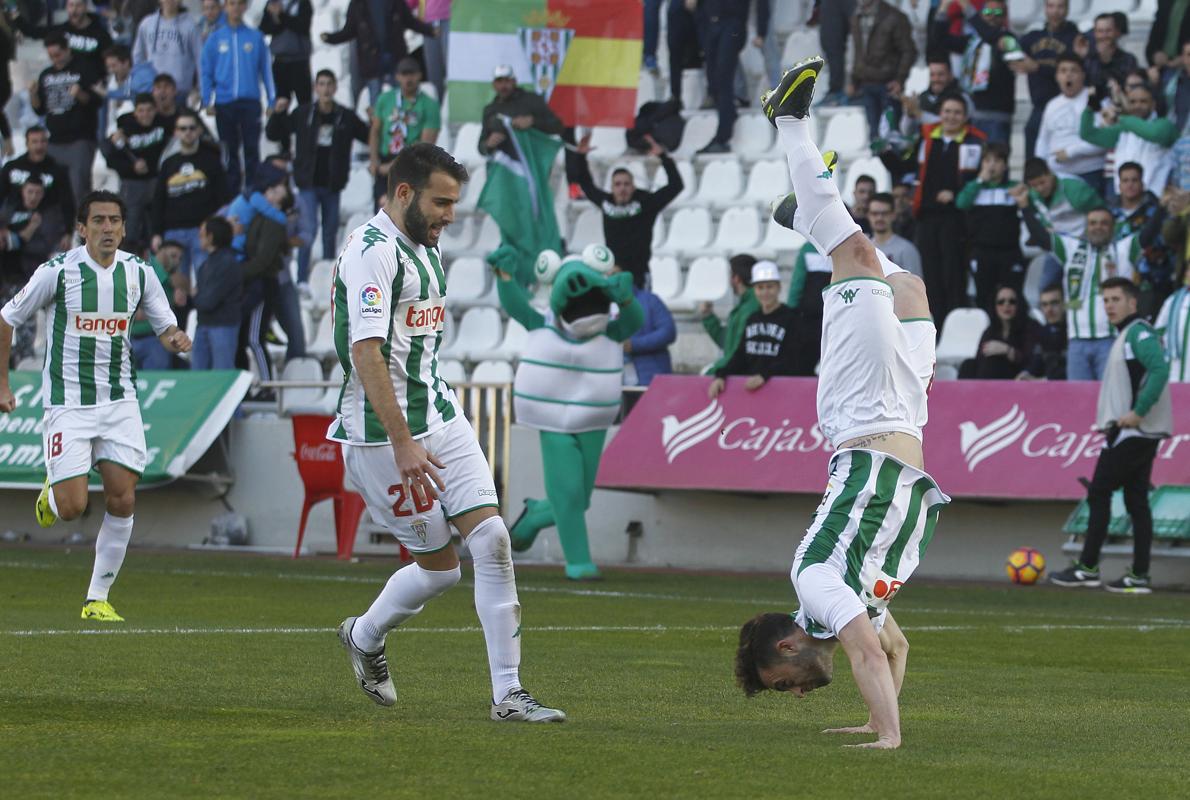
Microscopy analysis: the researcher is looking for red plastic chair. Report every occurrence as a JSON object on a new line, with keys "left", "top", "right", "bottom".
{"left": 291, "top": 414, "right": 367, "bottom": 560}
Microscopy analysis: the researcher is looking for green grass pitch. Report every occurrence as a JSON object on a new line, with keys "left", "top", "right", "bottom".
{"left": 2, "top": 548, "right": 1189, "bottom": 799}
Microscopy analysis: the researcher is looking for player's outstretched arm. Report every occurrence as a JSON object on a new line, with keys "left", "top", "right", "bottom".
{"left": 835, "top": 613, "right": 902, "bottom": 749}
{"left": 353, "top": 338, "right": 446, "bottom": 503}
{"left": 823, "top": 613, "right": 909, "bottom": 737}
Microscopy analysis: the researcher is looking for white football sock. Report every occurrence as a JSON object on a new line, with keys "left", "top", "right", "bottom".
{"left": 353, "top": 563, "right": 460, "bottom": 652}
{"left": 467, "top": 516, "right": 522, "bottom": 702}
{"left": 775, "top": 116, "right": 861, "bottom": 255}
{"left": 47, "top": 484, "right": 60, "bottom": 517}
{"left": 86, "top": 513, "right": 133, "bottom": 602}
{"left": 875, "top": 247, "right": 908, "bottom": 278}
{"left": 902, "top": 319, "right": 938, "bottom": 390}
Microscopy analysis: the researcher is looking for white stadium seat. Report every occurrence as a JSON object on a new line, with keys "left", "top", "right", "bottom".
{"left": 438, "top": 359, "right": 468, "bottom": 385}
{"left": 904, "top": 65, "right": 930, "bottom": 97}
{"left": 709, "top": 206, "right": 761, "bottom": 254}
{"left": 451, "top": 122, "right": 484, "bottom": 168}
{"left": 306, "top": 311, "right": 337, "bottom": 360}
{"left": 279, "top": 357, "right": 334, "bottom": 416}
{"left": 470, "top": 359, "right": 515, "bottom": 384}
{"left": 936, "top": 308, "right": 991, "bottom": 367}
{"left": 733, "top": 114, "right": 774, "bottom": 162}
{"left": 586, "top": 126, "right": 627, "bottom": 162}
{"left": 841, "top": 156, "right": 892, "bottom": 205}
{"left": 673, "top": 256, "right": 731, "bottom": 308}
{"left": 457, "top": 162, "right": 486, "bottom": 212}
{"left": 304, "top": 259, "right": 335, "bottom": 313}
{"left": 694, "top": 159, "right": 743, "bottom": 208}
{"left": 445, "top": 307, "right": 504, "bottom": 361}
{"left": 674, "top": 113, "right": 718, "bottom": 158}
{"left": 447, "top": 257, "right": 496, "bottom": 309}
{"left": 568, "top": 207, "right": 606, "bottom": 251}
{"left": 649, "top": 256, "right": 683, "bottom": 306}
{"left": 440, "top": 216, "right": 475, "bottom": 253}
{"left": 741, "top": 159, "right": 791, "bottom": 206}
{"left": 470, "top": 215, "right": 502, "bottom": 257}
{"left": 341, "top": 167, "right": 373, "bottom": 217}
{"left": 491, "top": 318, "right": 529, "bottom": 361}
{"left": 657, "top": 207, "right": 713, "bottom": 255}
{"left": 754, "top": 217, "right": 806, "bottom": 260}
{"left": 819, "top": 109, "right": 869, "bottom": 159}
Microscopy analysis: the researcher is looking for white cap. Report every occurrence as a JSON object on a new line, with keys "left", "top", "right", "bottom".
{"left": 750, "top": 260, "right": 780, "bottom": 285}
{"left": 492, "top": 64, "right": 515, "bottom": 80}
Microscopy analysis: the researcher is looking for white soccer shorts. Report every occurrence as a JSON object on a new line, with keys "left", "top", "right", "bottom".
{"left": 341, "top": 416, "right": 500, "bottom": 553}
{"left": 43, "top": 400, "right": 148, "bottom": 484}
{"left": 816, "top": 277, "right": 927, "bottom": 448}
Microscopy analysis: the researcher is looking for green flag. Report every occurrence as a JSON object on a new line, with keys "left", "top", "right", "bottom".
{"left": 477, "top": 119, "right": 563, "bottom": 285}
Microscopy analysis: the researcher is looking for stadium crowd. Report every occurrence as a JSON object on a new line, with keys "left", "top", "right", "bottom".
{"left": 0, "top": 0, "right": 1187, "bottom": 393}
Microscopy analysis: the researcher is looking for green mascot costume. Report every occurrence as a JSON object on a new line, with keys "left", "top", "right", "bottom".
{"left": 492, "top": 244, "right": 643, "bottom": 580}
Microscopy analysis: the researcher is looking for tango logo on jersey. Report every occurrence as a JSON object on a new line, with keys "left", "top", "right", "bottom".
{"left": 959, "top": 404, "right": 1028, "bottom": 471}
{"left": 661, "top": 399, "right": 725, "bottom": 464}
{"left": 360, "top": 284, "right": 384, "bottom": 316}
{"left": 839, "top": 288, "right": 859, "bottom": 304}
{"left": 401, "top": 298, "right": 446, "bottom": 335}
{"left": 72, "top": 313, "right": 130, "bottom": 337}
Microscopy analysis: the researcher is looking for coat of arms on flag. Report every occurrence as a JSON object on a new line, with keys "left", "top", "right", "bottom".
{"left": 519, "top": 27, "right": 574, "bottom": 101}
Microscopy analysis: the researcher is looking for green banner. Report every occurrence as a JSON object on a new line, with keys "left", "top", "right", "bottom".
{"left": 0, "top": 370, "right": 253, "bottom": 489}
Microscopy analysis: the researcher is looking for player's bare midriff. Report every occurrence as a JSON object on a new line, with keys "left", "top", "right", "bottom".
{"left": 836, "top": 431, "right": 924, "bottom": 470}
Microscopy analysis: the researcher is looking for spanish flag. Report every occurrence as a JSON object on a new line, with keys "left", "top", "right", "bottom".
{"left": 447, "top": 0, "right": 643, "bottom": 128}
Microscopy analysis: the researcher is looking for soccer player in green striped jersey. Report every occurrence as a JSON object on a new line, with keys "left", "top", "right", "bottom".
{"left": 734, "top": 58, "right": 950, "bottom": 750}
{"left": 329, "top": 143, "right": 564, "bottom": 722}
{"left": 0, "top": 191, "right": 192, "bottom": 622}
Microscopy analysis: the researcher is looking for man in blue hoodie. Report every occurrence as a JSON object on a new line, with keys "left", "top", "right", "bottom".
{"left": 200, "top": 0, "right": 275, "bottom": 195}
{"left": 612, "top": 264, "right": 675, "bottom": 386}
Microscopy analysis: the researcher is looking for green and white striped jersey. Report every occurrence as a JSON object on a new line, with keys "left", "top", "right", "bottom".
{"left": 792, "top": 449, "right": 949, "bottom": 639}
{"left": 0, "top": 246, "right": 175, "bottom": 408}
{"left": 1053, "top": 233, "right": 1139, "bottom": 341}
{"left": 327, "top": 210, "right": 460, "bottom": 445}
{"left": 1155, "top": 287, "right": 1189, "bottom": 383}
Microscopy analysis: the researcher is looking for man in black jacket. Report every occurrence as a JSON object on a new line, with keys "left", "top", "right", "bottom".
{"left": 259, "top": 0, "right": 313, "bottom": 105}
{"left": 30, "top": 31, "right": 102, "bottom": 205}
{"left": 572, "top": 137, "right": 683, "bottom": 288}
{"left": 105, "top": 93, "right": 168, "bottom": 249}
{"left": 190, "top": 215, "right": 242, "bottom": 369}
{"left": 237, "top": 177, "right": 292, "bottom": 383}
{"left": 479, "top": 65, "right": 564, "bottom": 157}
{"left": 707, "top": 260, "right": 800, "bottom": 396}
{"left": 152, "top": 109, "right": 227, "bottom": 280}
{"left": 0, "top": 126, "right": 74, "bottom": 247}
{"left": 320, "top": 0, "right": 435, "bottom": 108}
{"left": 266, "top": 68, "right": 369, "bottom": 290}
{"left": 14, "top": 0, "right": 113, "bottom": 78}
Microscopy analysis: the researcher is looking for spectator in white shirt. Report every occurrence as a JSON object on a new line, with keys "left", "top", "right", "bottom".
{"left": 1036, "top": 54, "right": 1108, "bottom": 196}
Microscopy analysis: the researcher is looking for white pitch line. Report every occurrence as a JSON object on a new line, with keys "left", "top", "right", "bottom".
{"left": 3, "top": 621, "right": 1190, "bottom": 637}
{"left": 3, "top": 560, "right": 1189, "bottom": 626}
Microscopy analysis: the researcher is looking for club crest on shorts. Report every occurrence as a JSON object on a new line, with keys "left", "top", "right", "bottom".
{"left": 360, "top": 284, "right": 384, "bottom": 316}
{"left": 410, "top": 518, "right": 429, "bottom": 543}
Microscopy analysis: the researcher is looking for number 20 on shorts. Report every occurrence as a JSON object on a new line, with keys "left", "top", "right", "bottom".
{"left": 387, "top": 483, "right": 434, "bottom": 517}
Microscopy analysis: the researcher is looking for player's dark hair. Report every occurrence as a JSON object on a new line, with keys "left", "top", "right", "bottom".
{"left": 26, "top": 125, "right": 48, "bottom": 139}
{"left": 729, "top": 253, "right": 757, "bottom": 286}
{"left": 1055, "top": 53, "right": 1085, "bottom": 72}
{"left": 21, "top": 174, "right": 44, "bottom": 188}
{"left": 1023, "top": 157, "right": 1052, "bottom": 181}
{"left": 1100, "top": 276, "right": 1139, "bottom": 298}
{"left": 1095, "top": 12, "right": 1122, "bottom": 33}
{"left": 855, "top": 174, "right": 877, "bottom": 189}
{"left": 202, "top": 215, "right": 233, "bottom": 249}
{"left": 387, "top": 142, "right": 469, "bottom": 199}
{"left": 735, "top": 612, "right": 796, "bottom": 697}
{"left": 315, "top": 69, "right": 337, "bottom": 84}
{"left": 76, "top": 190, "right": 126, "bottom": 225}
{"left": 44, "top": 30, "right": 68, "bottom": 50}
{"left": 981, "top": 142, "right": 1010, "bottom": 166}
{"left": 1087, "top": 205, "right": 1113, "bottom": 218}
{"left": 1118, "top": 161, "right": 1144, "bottom": 179}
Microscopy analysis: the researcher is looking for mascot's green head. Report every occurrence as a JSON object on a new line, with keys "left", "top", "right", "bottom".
{"left": 546, "top": 256, "right": 633, "bottom": 340}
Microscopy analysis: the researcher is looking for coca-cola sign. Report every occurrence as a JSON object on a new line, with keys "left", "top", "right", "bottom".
{"left": 597, "top": 376, "right": 1190, "bottom": 499}
{"left": 299, "top": 442, "right": 339, "bottom": 463}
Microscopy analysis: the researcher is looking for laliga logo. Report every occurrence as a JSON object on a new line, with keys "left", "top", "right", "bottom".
{"left": 959, "top": 404, "right": 1029, "bottom": 471}
{"left": 661, "top": 400, "right": 725, "bottom": 464}
{"left": 360, "top": 285, "right": 382, "bottom": 306}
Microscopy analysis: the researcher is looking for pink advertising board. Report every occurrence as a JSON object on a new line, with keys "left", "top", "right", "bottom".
{"left": 596, "top": 376, "right": 1190, "bottom": 500}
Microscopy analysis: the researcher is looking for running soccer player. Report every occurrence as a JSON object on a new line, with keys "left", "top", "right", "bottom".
{"left": 734, "top": 58, "right": 949, "bottom": 750}
{"left": 329, "top": 142, "right": 565, "bottom": 723}
{"left": 0, "top": 191, "right": 192, "bottom": 622}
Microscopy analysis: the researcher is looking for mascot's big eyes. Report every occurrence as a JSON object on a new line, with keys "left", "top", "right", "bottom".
{"left": 535, "top": 249, "right": 562, "bottom": 284}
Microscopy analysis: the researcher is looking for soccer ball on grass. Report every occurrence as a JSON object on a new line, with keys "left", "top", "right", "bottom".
{"left": 1005, "top": 547, "right": 1046, "bottom": 585}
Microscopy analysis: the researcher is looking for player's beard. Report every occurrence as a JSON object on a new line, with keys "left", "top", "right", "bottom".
{"left": 402, "top": 191, "right": 437, "bottom": 248}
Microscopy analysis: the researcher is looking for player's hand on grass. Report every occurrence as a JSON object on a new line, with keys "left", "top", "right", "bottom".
{"left": 822, "top": 723, "right": 875, "bottom": 735}
{"left": 394, "top": 436, "right": 446, "bottom": 501}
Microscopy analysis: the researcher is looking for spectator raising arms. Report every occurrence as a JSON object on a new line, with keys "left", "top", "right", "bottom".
{"left": 1079, "top": 82, "right": 1177, "bottom": 197}
{"left": 571, "top": 134, "right": 682, "bottom": 289}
